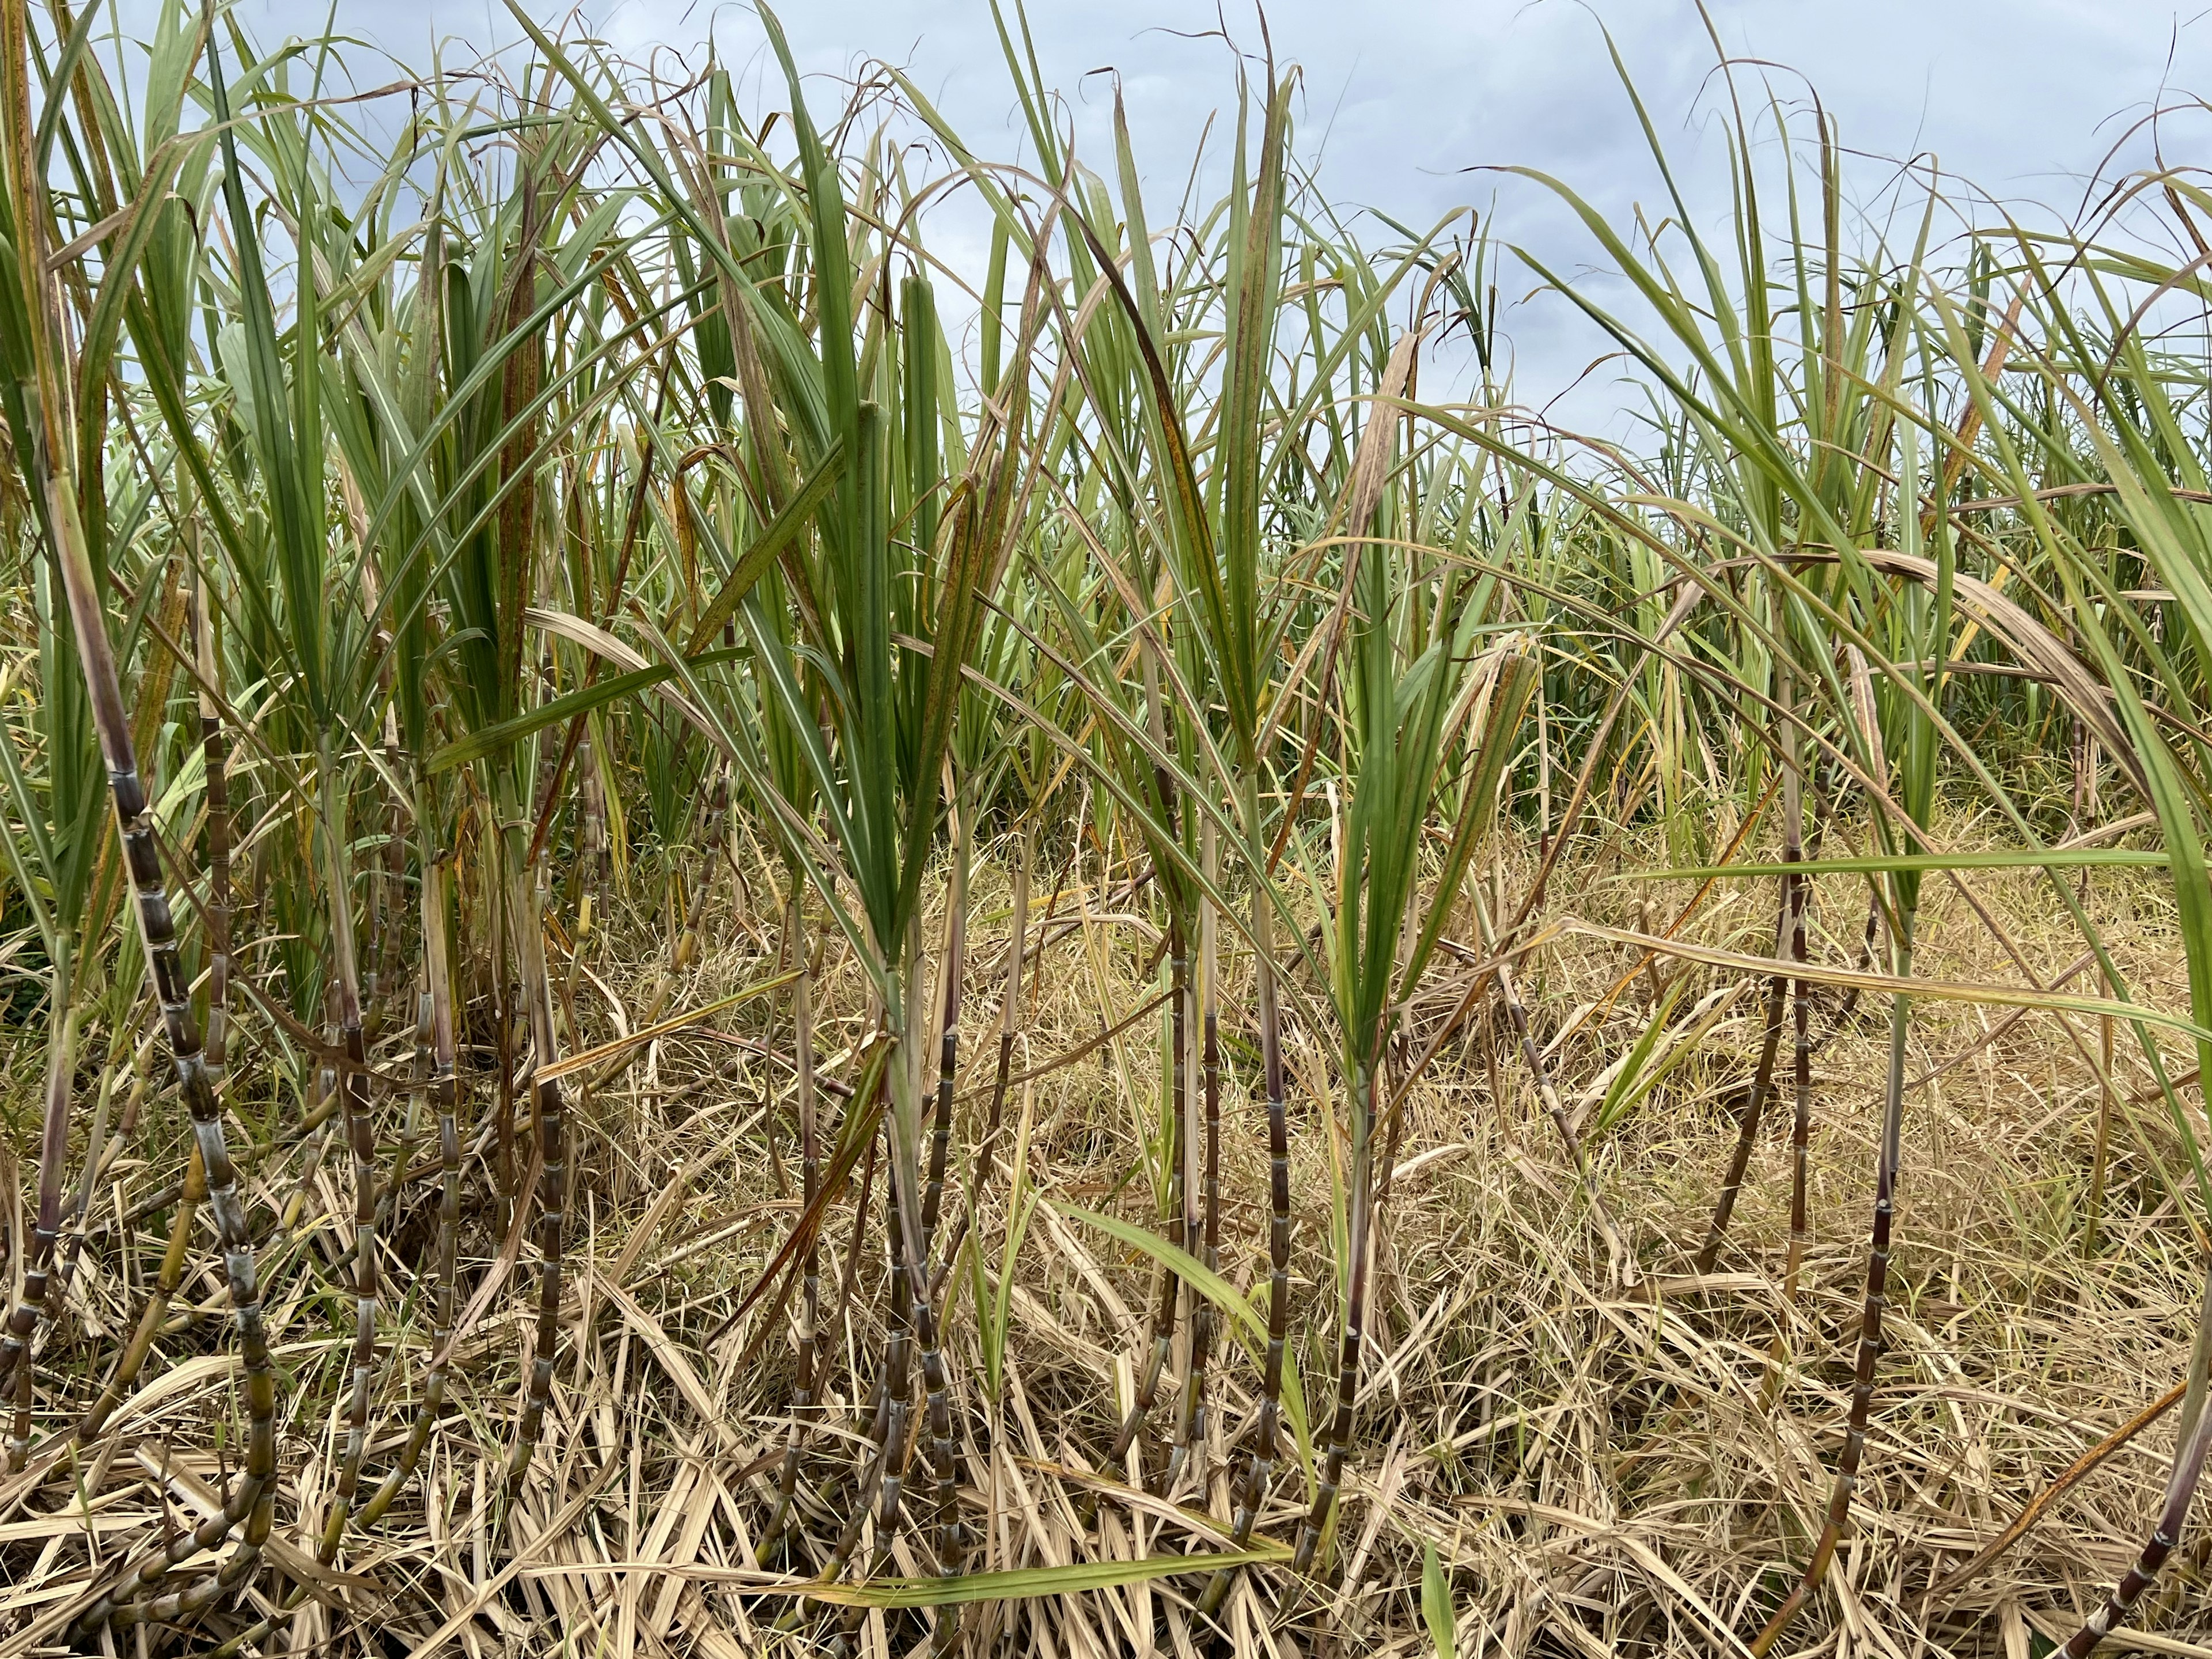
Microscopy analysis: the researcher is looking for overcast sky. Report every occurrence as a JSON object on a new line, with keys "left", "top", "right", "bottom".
{"left": 169, "top": 0, "right": 2212, "bottom": 426}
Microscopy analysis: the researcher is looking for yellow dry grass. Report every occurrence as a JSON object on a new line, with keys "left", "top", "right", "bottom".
{"left": 4, "top": 817, "right": 2206, "bottom": 1658}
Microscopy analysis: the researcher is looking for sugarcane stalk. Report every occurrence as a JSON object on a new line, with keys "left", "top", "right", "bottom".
{"left": 1290, "top": 1059, "right": 1376, "bottom": 1578}
{"left": 357, "top": 853, "right": 463, "bottom": 1528}
{"left": 926, "top": 821, "right": 1033, "bottom": 1296}
{"left": 1781, "top": 846, "right": 1813, "bottom": 1316}
{"left": 318, "top": 738, "right": 381, "bottom": 1560}
{"left": 1249, "top": 874, "right": 1291, "bottom": 1526}
{"left": 832, "top": 1027, "right": 961, "bottom": 1651}
{"left": 907, "top": 1161, "right": 961, "bottom": 1584}
{"left": 1166, "top": 818, "right": 1219, "bottom": 1497}
{"left": 567, "top": 722, "right": 607, "bottom": 1005}
{"left": 896, "top": 947, "right": 967, "bottom": 1602}
{"left": 874, "top": 1121, "right": 914, "bottom": 1546}
{"left": 921, "top": 821, "right": 968, "bottom": 1575}
{"left": 921, "top": 793, "right": 968, "bottom": 1265}
{"left": 6, "top": 31, "right": 274, "bottom": 1607}
{"left": 63, "top": 568, "right": 276, "bottom": 1630}
{"left": 762, "top": 882, "right": 822, "bottom": 1552}
{"left": 805, "top": 1045, "right": 899, "bottom": 1585}
{"left": 1697, "top": 885, "right": 1790, "bottom": 1275}
{"left": 492, "top": 898, "right": 516, "bottom": 1244}
{"left": 1763, "top": 661, "right": 1815, "bottom": 1371}
{"left": 1104, "top": 631, "right": 1197, "bottom": 1481}
{"left": 366, "top": 709, "right": 406, "bottom": 1038}
{"left": 2057, "top": 1282, "right": 2212, "bottom": 1657}
{"left": 196, "top": 568, "right": 232, "bottom": 1085}
{"left": 1751, "top": 905, "right": 1912, "bottom": 1654}
{"left": 1107, "top": 914, "right": 1188, "bottom": 1475}
{"left": 233, "top": 861, "right": 452, "bottom": 1644}
{"left": 505, "top": 839, "right": 569, "bottom": 1496}
{"left": 1200, "top": 801, "right": 1291, "bottom": 1617}
{"left": 816, "top": 1130, "right": 914, "bottom": 1635}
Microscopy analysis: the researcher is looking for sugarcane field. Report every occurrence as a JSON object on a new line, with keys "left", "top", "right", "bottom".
{"left": 2, "top": 0, "right": 2211, "bottom": 1654}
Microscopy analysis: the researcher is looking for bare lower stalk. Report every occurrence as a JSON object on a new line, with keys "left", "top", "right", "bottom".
{"left": 1751, "top": 919, "right": 1912, "bottom": 1655}
{"left": 839, "top": 1048, "right": 961, "bottom": 1652}
{"left": 243, "top": 869, "right": 454, "bottom": 1649}
{"left": 1781, "top": 896, "right": 1813, "bottom": 1313}
{"left": 1109, "top": 648, "right": 1195, "bottom": 1483}
{"left": 319, "top": 745, "right": 380, "bottom": 1560}
{"left": 1698, "top": 885, "right": 1790, "bottom": 1274}
{"left": 922, "top": 835, "right": 969, "bottom": 1577}
{"left": 921, "top": 813, "right": 967, "bottom": 1264}
{"left": 820, "top": 1071, "right": 908, "bottom": 1591}
{"left": 1200, "top": 852, "right": 1290, "bottom": 1618}
{"left": 1167, "top": 821, "right": 1220, "bottom": 1495}
{"left": 3, "top": 147, "right": 276, "bottom": 1605}
{"left": 579, "top": 725, "right": 608, "bottom": 901}
{"left": 909, "top": 1187, "right": 959, "bottom": 1589}
{"left": 567, "top": 724, "right": 607, "bottom": 1006}
{"left": 825, "top": 1158, "right": 931, "bottom": 1657}
{"left": 1290, "top": 1062, "right": 1376, "bottom": 1577}
{"left": 763, "top": 884, "right": 822, "bottom": 1551}
{"left": 365, "top": 710, "right": 403, "bottom": 1033}
{"left": 1774, "top": 671, "right": 1814, "bottom": 1326}
{"left": 506, "top": 849, "right": 569, "bottom": 1495}
{"left": 375, "top": 715, "right": 406, "bottom": 1024}
{"left": 772, "top": 1139, "right": 881, "bottom": 1628}
{"left": 927, "top": 823, "right": 1033, "bottom": 1291}
{"left": 493, "top": 902, "right": 516, "bottom": 1243}
{"left": 1108, "top": 918, "right": 1188, "bottom": 1474}
{"left": 2057, "top": 1308, "right": 2212, "bottom": 1657}
{"left": 911, "top": 812, "right": 974, "bottom": 1620}
{"left": 874, "top": 1130, "right": 914, "bottom": 1551}
{"left": 357, "top": 854, "right": 463, "bottom": 1528}
{"left": 197, "top": 574, "right": 232, "bottom": 1085}
{"left": 56, "top": 529, "right": 276, "bottom": 1633}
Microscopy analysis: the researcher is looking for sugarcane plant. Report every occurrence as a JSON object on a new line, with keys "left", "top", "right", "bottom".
{"left": 1278, "top": 358, "right": 1538, "bottom": 1581}
{"left": 8, "top": 2, "right": 2212, "bottom": 1655}
{"left": 0, "top": 0, "right": 278, "bottom": 1625}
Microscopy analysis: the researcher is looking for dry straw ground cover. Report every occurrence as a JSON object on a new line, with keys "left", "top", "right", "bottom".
{"left": 3, "top": 1, "right": 2212, "bottom": 1655}
{"left": 29, "top": 828, "right": 2207, "bottom": 1659}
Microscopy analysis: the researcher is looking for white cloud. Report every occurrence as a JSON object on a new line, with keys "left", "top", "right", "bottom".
{"left": 131, "top": 0, "right": 2212, "bottom": 424}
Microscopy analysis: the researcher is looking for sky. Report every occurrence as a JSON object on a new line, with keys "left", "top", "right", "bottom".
{"left": 138, "top": 0, "right": 2212, "bottom": 427}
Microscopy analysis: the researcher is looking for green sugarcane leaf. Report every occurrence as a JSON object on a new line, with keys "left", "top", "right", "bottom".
{"left": 1422, "top": 1541, "right": 1456, "bottom": 1659}
{"left": 1593, "top": 976, "right": 1688, "bottom": 1135}
{"left": 426, "top": 649, "right": 745, "bottom": 774}
{"left": 429, "top": 665, "right": 671, "bottom": 774}
{"left": 683, "top": 437, "right": 844, "bottom": 658}
{"left": 1050, "top": 1202, "right": 1264, "bottom": 1342}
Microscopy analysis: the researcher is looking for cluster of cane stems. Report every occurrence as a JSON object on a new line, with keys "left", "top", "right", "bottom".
{"left": 4, "top": 5, "right": 2212, "bottom": 1657}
